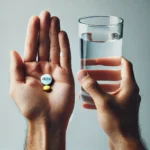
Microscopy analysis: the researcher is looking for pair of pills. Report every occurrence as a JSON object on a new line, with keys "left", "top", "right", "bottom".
{"left": 41, "top": 74, "right": 53, "bottom": 91}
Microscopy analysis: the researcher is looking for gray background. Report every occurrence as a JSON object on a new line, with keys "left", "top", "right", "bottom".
{"left": 0, "top": 0, "right": 150, "bottom": 149}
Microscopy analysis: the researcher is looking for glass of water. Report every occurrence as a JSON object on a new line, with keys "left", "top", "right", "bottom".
{"left": 78, "top": 16, "right": 124, "bottom": 104}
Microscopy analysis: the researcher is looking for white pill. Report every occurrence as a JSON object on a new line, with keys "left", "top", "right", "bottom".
{"left": 41, "top": 74, "right": 52, "bottom": 85}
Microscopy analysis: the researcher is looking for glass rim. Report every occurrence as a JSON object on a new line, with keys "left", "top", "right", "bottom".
{"left": 78, "top": 16, "right": 124, "bottom": 27}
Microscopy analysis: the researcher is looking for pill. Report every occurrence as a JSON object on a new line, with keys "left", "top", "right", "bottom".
{"left": 41, "top": 74, "right": 52, "bottom": 85}
{"left": 43, "top": 85, "right": 51, "bottom": 91}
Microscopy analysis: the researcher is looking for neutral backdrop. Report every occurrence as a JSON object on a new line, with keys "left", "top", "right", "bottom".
{"left": 0, "top": 0, "right": 150, "bottom": 149}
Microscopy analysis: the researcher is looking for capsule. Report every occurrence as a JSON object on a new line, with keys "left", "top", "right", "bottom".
{"left": 43, "top": 85, "right": 51, "bottom": 91}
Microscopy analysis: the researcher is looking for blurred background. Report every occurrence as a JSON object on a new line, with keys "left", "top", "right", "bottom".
{"left": 0, "top": 0, "right": 150, "bottom": 149}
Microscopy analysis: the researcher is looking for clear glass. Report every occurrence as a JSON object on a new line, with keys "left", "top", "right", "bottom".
{"left": 79, "top": 16, "right": 124, "bottom": 104}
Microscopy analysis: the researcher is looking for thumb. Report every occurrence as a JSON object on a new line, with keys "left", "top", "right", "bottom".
{"left": 77, "top": 70, "right": 108, "bottom": 107}
{"left": 10, "top": 50, "right": 25, "bottom": 83}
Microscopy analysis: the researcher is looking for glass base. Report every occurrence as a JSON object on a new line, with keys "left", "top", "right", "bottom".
{"left": 80, "top": 89, "right": 95, "bottom": 105}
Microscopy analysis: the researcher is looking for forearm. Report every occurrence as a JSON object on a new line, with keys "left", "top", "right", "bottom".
{"left": 109, "top": 134, "right": 147, "bottom": 150}
{"left": 26, "top": 119, "right": 66, "bottom": 150}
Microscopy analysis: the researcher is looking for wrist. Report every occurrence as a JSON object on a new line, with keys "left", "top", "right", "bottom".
{"left": 28, "top": 115, "right": 68, "bottom": 131}
{"left": 28, "top": 118, "right": 67, "bottom": 138}
{"left": 27, "top": 119, "right": 66, "bottom": 150}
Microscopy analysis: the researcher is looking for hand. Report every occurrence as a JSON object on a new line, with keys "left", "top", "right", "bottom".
{"left": 10, "top": 11, "right": 74, "bottom": 129}
{"left": 77, "top": 58, "right": 146, "bottom": 150}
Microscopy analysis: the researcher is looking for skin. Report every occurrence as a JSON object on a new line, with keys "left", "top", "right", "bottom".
{"left": 77, "top": 57, "right": 147, "bottom": 150}
{"left": 82, "top": 57, "right": 121, "bottom": 94}
{"left": 9, "top": 11, "right": 74, "bottom": 150}
{"left": 9, "top": 10, "right": 146, "bottom": 150}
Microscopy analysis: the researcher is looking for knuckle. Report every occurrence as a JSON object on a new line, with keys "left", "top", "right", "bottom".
{"left": 84, "top": 79, "right": 96, "bottom": 91}
{"left": 39, "top": 39, "right": 50, "bottom": 46}
{"left": 132, "top": 84, "right": 140, "bottom": 93}
{"left": 138, "top": 95, "right": 141, "bottom": 103}
{"left": 127, "top": 60, "right": 133, "bottom": 69}
{"left": 135, "top": 86, "right": 140, "bottom": 93}
{"left": 26, "top": 42, "right": 37, "bottom": 50}
{"left": 51, "top": 46, "right": 58, "bottom": 51}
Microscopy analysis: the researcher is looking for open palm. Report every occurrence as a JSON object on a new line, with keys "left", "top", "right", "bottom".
{"left": 10, "top": 11, "right": 74, "bottom": 127}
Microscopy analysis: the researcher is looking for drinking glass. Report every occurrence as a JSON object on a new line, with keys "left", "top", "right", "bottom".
{"left": 79, "top": 16, "right": 124, "bottom": 104}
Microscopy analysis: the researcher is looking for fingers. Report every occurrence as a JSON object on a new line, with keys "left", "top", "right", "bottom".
{"left": 88, "top": 70, "right": 121, "bottom": 81}
{"left": 79, "top": 84, "right": 120, "bottom": 110}
{"left": 10, "top": 50, "right": 25, "bottom": 83}
{"left": 24, "top": 16, "right": 40, "bottom": 62}
{"left": 81, "top": 57, "right": 121, "bottom": 66}
{"left": 118, "top": 57, "right": 140, "bottom": 100}
{"left": 82, "top": 103, "right": 96, "bottom": 109}
{"left": 59, "top": 31, "right": 72, "bottom": 70}
{"left": 49, "top": 17, "right": 60, "bottom": 64}
{"left": 121, "top": 57, "right": 137, "bottom": 87}
{"left": 77, "top": 70, "right": 109, "bottom": 108}
{"left": 79, "top": 84, "right": 120, "bottom": 97}
{"left": 38, "top": 11, "right": 51, "bottom": 61}
{"left": 99, "top": 84, "right": 120, "bottom": 92}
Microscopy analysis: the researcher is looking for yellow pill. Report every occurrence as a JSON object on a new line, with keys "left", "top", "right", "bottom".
{"left": 43, "top": 85, "right": 51, "bottom": 91}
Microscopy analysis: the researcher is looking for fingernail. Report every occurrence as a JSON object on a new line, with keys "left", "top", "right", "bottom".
{"left": 77, "top": 70, "right": 89, "bottom": 82}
